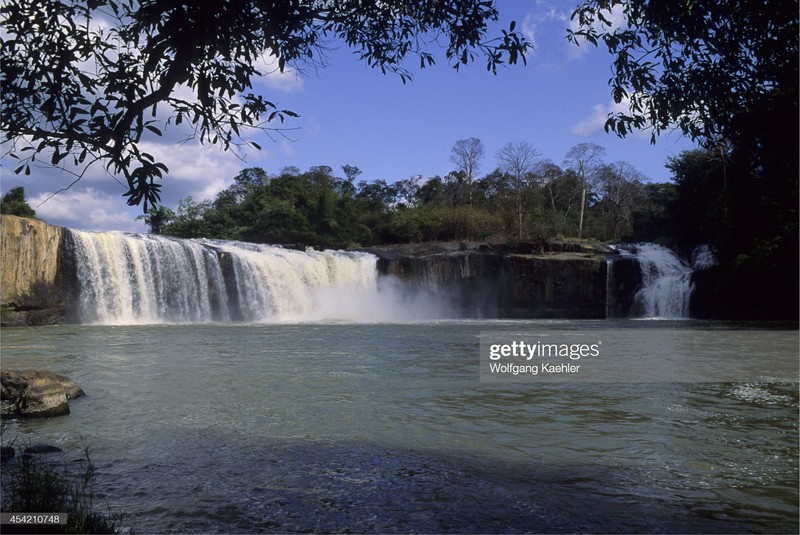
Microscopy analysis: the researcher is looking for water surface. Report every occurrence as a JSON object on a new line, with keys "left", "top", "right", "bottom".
{"left": 2, "top": 320, "right": 797, "bottom": 533}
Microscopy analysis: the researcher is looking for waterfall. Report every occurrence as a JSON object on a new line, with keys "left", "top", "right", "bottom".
{"left": 614, "top": 243, "right": 716, "bottom": 319}
{"left": 65, "top": 230, "right": 390, "bottom": 324}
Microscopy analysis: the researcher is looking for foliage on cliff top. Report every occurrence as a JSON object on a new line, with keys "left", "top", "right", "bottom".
{"left": 0, "top": 187, "right": 37, "bottom": 219}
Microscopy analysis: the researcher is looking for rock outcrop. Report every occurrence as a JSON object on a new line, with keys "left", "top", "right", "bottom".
{"left": 364, "top": 241, "right": 631, "bottom": 319}
{"left": 1, "top": 370, "right": 85, "bottom": 419}
{"left": 0, "top": 215, "right": 66, "bottom": 325}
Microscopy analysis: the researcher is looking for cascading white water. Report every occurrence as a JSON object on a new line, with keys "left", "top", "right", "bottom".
{"left": 615, "top": 243, "right": 716, "bottom": 319}
{"left": 68, "top": 230, "right": 231, "bottom": 324}
{"left": 207, "top": 239, "right": 379, "bottom": 322}
{"left": 66, "top": 230, "right": 418, "bottom": 324}
{"left": 690, "top": 244, "right": 717, "bottom": 271}
{"left": 634, "top": 244, "right": 693, "bottom": 318}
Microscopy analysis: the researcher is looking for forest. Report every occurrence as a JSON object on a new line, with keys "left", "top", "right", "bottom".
{"left": 145, "top": 140, "right": 670, "bottom": 249}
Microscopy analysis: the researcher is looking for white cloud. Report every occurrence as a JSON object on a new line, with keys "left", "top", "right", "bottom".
{"left": 521, "top": 0, "right": 624, "bottom": 62}
{"left": 572, "top": 102, "right": 616, "bottom": 136}
{"left": 253, "top": 54, "right": 304, "bottom": 93}
{"left": 565, "top": 2, "right": 627, "bottom": 59}
{"left": 30, "top": 188, "right": 147, "bottom": 232}
{"left": 135, "top": 139, "right": 254, "bottom": 205}
{"left": 521, "top": 13, "right": 540, "bottom": 50}
{"left": 572, "top": 98, "right": 651, "bottom": 140}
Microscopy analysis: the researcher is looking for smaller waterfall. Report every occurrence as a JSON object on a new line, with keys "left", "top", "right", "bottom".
{"left": 615, "top": 243, "right": 716, "bottom": 319}
{"left": 690, "top": 244, "right": 717, "bottom": 271}
{"left": 605, "top": 256, "right": 614, "bottom": 319}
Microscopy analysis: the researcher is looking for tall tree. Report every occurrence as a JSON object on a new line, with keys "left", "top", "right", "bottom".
{"left": 2, "top": 1, "right": 531, "bottom": 211}
{"left": 496, "top": 141, "right": 541, "bottom": 239}
{"left": 449, "top": 137, "right": 485, "bottom": 204}
{"left": 137, "top": 205, "right": 175, "bottom": 235}
{"left": 564, "top": 143, "right": 605, "bottom": 239}
{"left": 595, "top": 161, "right": 645, "bottom": 240}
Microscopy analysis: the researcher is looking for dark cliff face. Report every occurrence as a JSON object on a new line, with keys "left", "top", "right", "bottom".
{"left": 364, "top": 242, "right": 630, "bottom": 319}
{"left": 497, "top": 254, "right": 607, "bottom": 319}
{"left": 606, "top": 256, "right": 641, "bottom": 318}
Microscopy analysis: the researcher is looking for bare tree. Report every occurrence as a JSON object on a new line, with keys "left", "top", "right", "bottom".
{"left": 564, "top": 143, "right": 605, "bottom": 239}
{"left": 496, "top": 141, "right": 541, "bottom": 239}
{"left": 449, "top": 137, "right": 485, "bottom": 204}
{"left": 596, "top": 161, "right": 646, "bottom": 240}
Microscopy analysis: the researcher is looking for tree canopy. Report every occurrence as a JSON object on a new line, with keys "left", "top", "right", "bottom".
{"left": 146, "top": 137, "right": 663, "bottom": 248}
{"left": 0, "top": 187, "right": 37, "bottom": 218}
{"left": 568, "top": 0, "right": 798, "bottom": 144}
{"left": 568, "top": 0, "right": 798, "bottom": 318}
{"left": 1, "top": 0, "right": 531, "bottom": 210}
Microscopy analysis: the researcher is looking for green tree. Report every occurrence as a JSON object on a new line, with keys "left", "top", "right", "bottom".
{"left": 629, "top": 182, "right": 677, "bottom": 243}
{"left": 570, "top": 1, "right": 798, "bottom": 318}
{"left": 537, "top": 162, "right": 582, "bottom": 237}
{"left": 0, "top": 186, "right": 36, "bottom": 218}
{"left": 137, "top": 205, "right": 175, "bottom": 234}
{"left": 2, "top": 1, "right": 531, "bottom": 211}
{"left": 594, "top": 161, "right": 645, "bottom": 241}
{"left": 163, "top": 196, "right": 213, "bottom": 238}
{"left": 568, "top": 0, "right": 798, "bottom": 143}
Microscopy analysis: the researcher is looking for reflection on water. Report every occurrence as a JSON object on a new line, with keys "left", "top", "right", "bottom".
{"left": 1, "top": 321, "right": 797, "bottom": 533}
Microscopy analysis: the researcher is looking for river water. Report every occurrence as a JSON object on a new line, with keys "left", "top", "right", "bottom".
{"left": 2, "top": 320, "right": 798, "bottom": 533}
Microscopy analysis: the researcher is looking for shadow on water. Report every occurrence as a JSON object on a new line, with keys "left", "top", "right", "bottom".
{"left": 94, "top": 430, "right": 795, "bottom": 534}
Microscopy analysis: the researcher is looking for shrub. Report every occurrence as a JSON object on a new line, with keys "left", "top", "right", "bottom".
{"left": 1, "top": 438, "right": 121, "bottom": 534}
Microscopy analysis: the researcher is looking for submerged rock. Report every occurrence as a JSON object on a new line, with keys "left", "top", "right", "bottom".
{"left": 1, "top": 369, "right": 85, "bottom": 419}
{"left": 23, "top": 444, "right": 63, "bottom": 454}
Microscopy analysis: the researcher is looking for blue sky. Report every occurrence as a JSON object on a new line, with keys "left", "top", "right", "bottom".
{"left": 2, "top": 0, "right": 695, "bottom": 232}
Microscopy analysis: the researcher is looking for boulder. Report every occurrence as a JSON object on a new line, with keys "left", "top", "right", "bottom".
{"left": 1, "top": 370, "right": 85, "bottom": 419}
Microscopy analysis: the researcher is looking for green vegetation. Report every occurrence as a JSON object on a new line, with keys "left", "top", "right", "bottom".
{"left": 0, "top": 442, "right": 121, "bottom": 534}
{"left": 2, "top": 1, "right": 795, "bottom": 318}
{"left": 570, "top": 0, "right": 797, "bottom": 319}
{"left": 150, "top": 141, "right": 654, "bottom": 248}
{"left": 150, "top": 121, "right": 797, "bottom": 319}
{"left": 0, "top": 187, "right": 36, "bottom": 218}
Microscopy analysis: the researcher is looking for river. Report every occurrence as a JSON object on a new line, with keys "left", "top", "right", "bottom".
{"left": 1, "top": 320, "right": 797, "bottom": 533}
